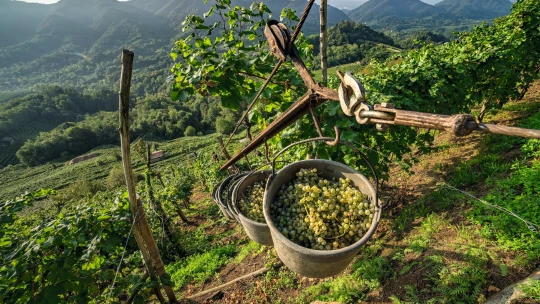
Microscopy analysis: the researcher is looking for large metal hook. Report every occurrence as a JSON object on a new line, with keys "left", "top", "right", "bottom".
{"left": 337, "top": 71, "right": 367, "bottom": 117}
{"left": 309, "top": 104, "right": 340, "bottom": 146}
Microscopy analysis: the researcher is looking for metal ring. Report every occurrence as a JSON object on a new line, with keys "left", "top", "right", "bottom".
{"left": 354, "top": 103, "right": 372, "bottom": 125}
{"left": 338, "top": 72, "right": 366, "bottom": 117}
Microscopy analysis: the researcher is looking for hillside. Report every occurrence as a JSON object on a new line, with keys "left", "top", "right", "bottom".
{"left": 0, "top": 0, "right": 348, "bottom": 94}
{"left": 348, "top": 0, "right": 447, "bottom": 26}
{"left": 130, "top": 0, "right": 350, "bottom": 35}
{"left": 436, "top": 0, "right": 513, "bottom": 19}
{"left": 0, "top": 0, "right": 49, "bottom": 48}
{"left": 308, "top": 21, "right": 398, "bottom": 68}
{"left": 347, "top": 0, "right": 513, "bottom": 31}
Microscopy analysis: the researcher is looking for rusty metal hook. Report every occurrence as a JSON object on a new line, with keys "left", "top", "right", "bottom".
{"left": 309, "top": 104, "right": 340, "bottom": 146}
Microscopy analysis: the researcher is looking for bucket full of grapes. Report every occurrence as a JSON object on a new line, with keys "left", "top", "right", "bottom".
{"left": 263, "top": 138, "right": 381, "bottom": 278}
{"left": 226, "top": 172, "right": 249, "bottom": 223}
{"left": 232, "top": 169, "right": 274, "bottom": 246}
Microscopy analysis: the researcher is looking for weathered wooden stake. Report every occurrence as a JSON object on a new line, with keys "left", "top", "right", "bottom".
{"left": 320, "top": 0, "right": 328, "bottom": 83}
{"left": 119, "top": 49, "right": 178, "bottom": 304}
{"left": 217, "top": 135, "right": 231, "bottom": 160}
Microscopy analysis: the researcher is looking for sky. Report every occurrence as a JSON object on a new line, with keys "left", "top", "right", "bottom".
{"left": 18, "top": 0, "right": 444, "bottom": 8}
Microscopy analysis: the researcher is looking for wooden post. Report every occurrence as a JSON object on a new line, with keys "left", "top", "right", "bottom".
{"left": 217, "top": 136, "right": 231, "bottom": 160}
{"left": 118, "top": 49, "right": 178, "bottom": 304}
{"left": 320, "top": 0, "right": 328, "bottom": 83}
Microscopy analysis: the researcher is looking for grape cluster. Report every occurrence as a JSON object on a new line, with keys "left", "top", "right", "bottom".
{"left": 238, "top": 181, "right": 265, "bottom": 223}
{"left": 270, "top": 168, "right": 374, "bottom": 251}
{"left": 220, "top": 185, "right": 229, "bottom": 206}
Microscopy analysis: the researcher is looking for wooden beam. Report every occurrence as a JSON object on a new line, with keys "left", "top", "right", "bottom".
{"left": 220, "top": 89, "right": 339, "bottom": 171}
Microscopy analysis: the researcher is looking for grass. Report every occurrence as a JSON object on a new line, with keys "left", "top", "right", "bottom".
{"left": 518, "top": 279, "right": 540, "bottom": 301}
{"left": 312, "top": 62, "right": 365, "bottom": 82}
{"left": 234, "top": 241, "right": 264, "bottom": 264}
{"left": 166, "top": 244, "right": 236, "bottom": 291}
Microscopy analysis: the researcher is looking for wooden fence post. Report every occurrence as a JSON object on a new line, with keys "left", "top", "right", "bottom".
{"left": 217, "top": 135, "right": 231, "bottom": 160}
{"left": 119, "top": 49, "right": 178, "bottom": 303}
{"left": 320, "top": 0, "right": 328, "bottom": 84}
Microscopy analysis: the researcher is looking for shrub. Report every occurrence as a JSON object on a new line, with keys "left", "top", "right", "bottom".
{"left": 106, "top": 166, "right": 126, "bottom": 190}
{"left": 184, "top": 126, "right": 196, "bottom": 137}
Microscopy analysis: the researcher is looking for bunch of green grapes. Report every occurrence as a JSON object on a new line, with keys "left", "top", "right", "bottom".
{"left": 238, "top": 181, "right": 266, "bottom": 223}
{"left": 271, "top": 168, "right": 375, "bottom": 250}
{"left": 220, "top": 185, "right": 229, "bottom": 206}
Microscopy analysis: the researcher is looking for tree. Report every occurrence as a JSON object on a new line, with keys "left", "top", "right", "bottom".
{"left": 184, "top": 126, "right": 196, "bottom": 137}
{"left": 215, "top": 117, "right": 234, "bottom": 135}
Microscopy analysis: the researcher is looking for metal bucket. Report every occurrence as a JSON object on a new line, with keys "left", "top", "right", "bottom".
{"left": 211, "top": 181, "right": 222, "bottom": 205}
{"left": 226, "top": 173, "right": 248, "bottom": 223}
{"left": 217, "top": 175, "right": 237, "bottom": 220}
{"left": 263, "top": 159, "right": 381, "bottom": 278}
{"left": 232, "top": 170, "right": 273, "bottom": 246}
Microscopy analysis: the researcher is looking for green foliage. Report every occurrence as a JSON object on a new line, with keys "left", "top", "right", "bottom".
{"left": 0, "top": 86, "right": 115, "bottom": 140}
{"left": 106, "top": 166, "right": 127, "bottom": 190}
{"left": 170, "top": 0, "right": 313, "bottom": 111}
{"left": 215, "top": 117, "right": 235, "bottom": 135}
{"left": 191, "top": 152, "right": 228, "bottom": 191}
{"left": 518, "top": 279, "right": 540, "bottom": 301}
{"left": 397, "top": 30, "right": 450, "bottom": 49}
{"left": 234, "top": 241, "right": 263, "bottom": 264}
{"left": 0, "top": 190, "right": 140, "bottom": 303}
{"left": 15, "top": 94, "right": 231, "bottom": 166}
{"left": 57, "top": 178, "right": 105, "bottom": 201}
{"left": 296, "top": 253, "right": 390, "bottom": 303}
{"left": 184, "top": 126, "right": 196, "bottom": 137}
{"left": 166, "top": 245, "right": 235, "bottom": 290}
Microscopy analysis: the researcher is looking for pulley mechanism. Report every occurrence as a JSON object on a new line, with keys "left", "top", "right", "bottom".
{"left": 264, "top": 20, "right": 292, "bottom": 61}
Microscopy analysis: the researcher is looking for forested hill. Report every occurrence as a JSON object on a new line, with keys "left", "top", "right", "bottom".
{"left": 130, "top": 0, "right": 350, "bottom": 34}
{"left": 308, "top": 21, "right": 398, "bottom": 68}
{"left": 348, "top": 0, "right": 446, "bottom": 23}
{"left": 436, "top": 0, "right": 513, "bottom": 19}
{"left": 347, "top": 0, "right": 514, "bottom": 29}
{"left": 0, "top": 0, "right": 348, "bottom": 94}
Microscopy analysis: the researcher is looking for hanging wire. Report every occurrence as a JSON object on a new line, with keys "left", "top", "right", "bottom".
{"left": 106, "top": 205, "right": 142, "bottom": 301}
{"left": 355, "top": 144, "right": 540, "bottom": 234}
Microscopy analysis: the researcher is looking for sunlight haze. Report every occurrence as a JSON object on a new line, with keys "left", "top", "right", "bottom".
{"left": 19, "top": 0, "right": 443, "bottom": 8}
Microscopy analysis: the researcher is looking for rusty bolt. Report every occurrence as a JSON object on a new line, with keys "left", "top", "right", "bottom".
{"left": 376, "top": 124, "right": 390, "bottom": 132}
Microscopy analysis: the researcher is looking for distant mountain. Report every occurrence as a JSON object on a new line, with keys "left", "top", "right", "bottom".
{"left": 348, "top": 0, "right": 447, "bottom": 27}
{"left": 0, "top": 0, "right": 50, "bottom": 47}
{"left": 327, "top": 0, "right": 368, "bottom": 10}
{"left": 436, "top": 0, "right": 513, "bottom": 19}
{"left": 0, "top": 0, "right": 349, "bottom": 93}
{"left": 347, "top": 0, "right": 513, "bottom": 30}
{"left": 130, "top": 0, "right": 351, "bottom": 34}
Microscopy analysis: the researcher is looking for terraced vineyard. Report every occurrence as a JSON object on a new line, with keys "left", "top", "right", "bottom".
{"left": 0, "top": 132, "right": 246, "bottom": 200}
{"left": 0, "top": 120, "right": 57, "bottom": 167}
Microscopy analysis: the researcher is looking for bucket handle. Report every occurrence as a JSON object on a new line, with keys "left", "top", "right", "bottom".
{"left": 270, "top": 137, "right": 380, "bottom": 209}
